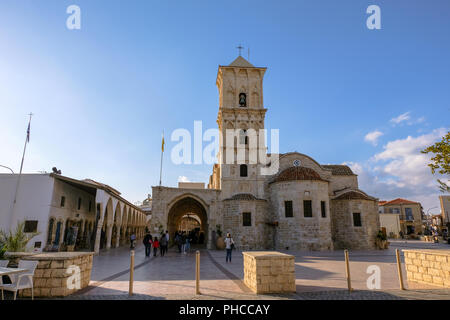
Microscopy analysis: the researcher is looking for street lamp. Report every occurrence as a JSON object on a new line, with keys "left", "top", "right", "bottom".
{"left": 0, "top": 165, "right": 14, "bottom": 174}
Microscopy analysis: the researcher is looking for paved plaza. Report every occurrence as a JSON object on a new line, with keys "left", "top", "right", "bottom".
{"left": 60, "top": 240, "right": 450, "bottom": 300}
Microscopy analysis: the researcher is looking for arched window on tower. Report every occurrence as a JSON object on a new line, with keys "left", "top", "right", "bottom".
{"left": 239, "top": 129, "right": 248, "bottom": 145}
{"left": 240, "top": 164, "right": 248, "bottom": 177}
{"left": 239, "top": 93, "right": 247, "bottom": 107}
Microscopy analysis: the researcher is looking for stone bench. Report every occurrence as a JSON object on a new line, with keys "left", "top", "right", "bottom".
{"left": 18, "top": 252, "right": 94, "bottom": 297}
{"left": 403, "top": 249, "right": 450, "bottom": 288}
{"left": 243, "top": 251, "right": 296, "bottom": 294}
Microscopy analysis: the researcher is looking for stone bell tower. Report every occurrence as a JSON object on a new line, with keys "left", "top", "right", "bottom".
{"left": 215, "top": 55, "right": 268, "bottom": 200}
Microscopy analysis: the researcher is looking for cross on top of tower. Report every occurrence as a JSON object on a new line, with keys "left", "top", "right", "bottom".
{"left": 236, "top": 44, "right": 244, "bottom": 56}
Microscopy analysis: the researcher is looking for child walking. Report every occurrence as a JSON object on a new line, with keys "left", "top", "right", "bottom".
{"left": 153, "top": 237, "right": 160, "bottom": 257}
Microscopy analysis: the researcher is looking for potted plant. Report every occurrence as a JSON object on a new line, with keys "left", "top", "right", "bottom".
{"left": 376, "top": 230, "right": 388, "bottom": 249}
{"left": 215, "top": 224, "right": 225, "bottom": 250}
{"left": 0, "top": 221, "right": 40, "bottom": 267}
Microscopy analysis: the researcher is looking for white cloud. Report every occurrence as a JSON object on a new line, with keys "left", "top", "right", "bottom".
{"left": 390, "top": 112, "right": 411, "bottom": 125}
{"left": 346, "top": 128, "right": 449, "bottom": 211}
{"left": 178, "top": 176, "right": 190, "bottom": 183}
{"left": 416, "top": 117, "right": 425, "bottom": 124}
{"left": 364, "top": 130, "right": 383, "bottom": 146}
{"left": 390, "top": 112, "right": 426, "bottom": 126}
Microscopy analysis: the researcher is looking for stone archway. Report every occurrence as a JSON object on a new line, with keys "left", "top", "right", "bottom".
{"left": 167, "top": 196, "right": 208, "bottom": 247}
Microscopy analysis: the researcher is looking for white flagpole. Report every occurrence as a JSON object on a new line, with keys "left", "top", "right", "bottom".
{"left": 10, "top": 113, "right": 33, "bottom": 229}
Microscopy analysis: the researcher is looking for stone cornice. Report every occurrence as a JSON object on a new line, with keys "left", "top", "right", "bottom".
{"left": 217, "top": 107, "right": 267, "bottom": 124}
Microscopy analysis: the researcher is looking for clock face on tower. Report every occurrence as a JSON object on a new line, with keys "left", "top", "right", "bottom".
{"left": 239, "top": 93, "right": 247, "bottom": 107}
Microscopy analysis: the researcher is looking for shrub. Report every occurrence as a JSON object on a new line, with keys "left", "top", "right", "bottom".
{"left": 376, "top": 230, "right": 387, "bottom": 241}
{"left": 0, "top": 242, "right": 5, "bottom": 259}
{"left": 0, "top": 221, "right": 40, "bottom": 252}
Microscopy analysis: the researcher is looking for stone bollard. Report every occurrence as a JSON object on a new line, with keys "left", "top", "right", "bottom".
{"left": 195, "top": 250, "right": 200, "bottom": 295}
{"left": 129, "top": 250, "right": 135, "bottom": 296}
{"left": 344, "top": 249, "right": 353, "bottom": 292}
{"left": 396, "top": 249, "right": 405, "bottom": 290}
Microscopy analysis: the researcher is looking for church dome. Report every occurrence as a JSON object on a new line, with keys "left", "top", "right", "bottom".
{"left": 333, "top": 190, "right": 376, "bottom": 201}
{"left": 223, "top": 193, "right": 266, "bottom": 201}
{"left": 270, "top": 166, "right": 326, "bottom": 184}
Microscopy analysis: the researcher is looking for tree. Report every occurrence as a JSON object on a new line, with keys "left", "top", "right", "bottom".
{"left": 0, "top": 221, "right": 40, "bottom": 252}
{"left": 421, "top": 131, "right": 450, "bottom": 192}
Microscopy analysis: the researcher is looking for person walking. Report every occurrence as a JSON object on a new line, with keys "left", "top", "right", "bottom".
{"left": 176, "top": 232, "right": 183, "bottom": 253}
{"left": 185, "top": 234, "right": 190, "bottom": 253}
{"left": 224, "top": 233, "right": 234, "bottom": 263}
{"left": 165, "top": 230, "right": 170, "bottom": 252}
{"left": 160, "top": 233, "right": 167, "bottom": 257}
{"left": 130, "top": 232, "right": 136, "bottom": 249}
{"left": 153, "top": 237, "right": 160, "bottom": 257}
{"left": 143, "top": 233, "right": 152, "bottom": 257}
{"left": 181, "top": 232, "right": 186, "bottom": 254}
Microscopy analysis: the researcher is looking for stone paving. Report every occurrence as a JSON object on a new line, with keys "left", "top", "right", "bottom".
{"left": 54, "top": 240, "right": 450, "bottom": 300}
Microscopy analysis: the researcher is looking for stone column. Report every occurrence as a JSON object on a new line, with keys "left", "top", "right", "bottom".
{"left": 120, "top": 226, "right": 125, "bottom": 245}
{"left": 93, "top": 204, "right": 104, "bottom": 254}
{"left": 93, "top": 224, "right": 103, "bottom": 254}
{"left": 115, "top": 226, "right": 121, "bottom": 248}
{"left": 106, "top": 225, "right": 113, "bottom": 249}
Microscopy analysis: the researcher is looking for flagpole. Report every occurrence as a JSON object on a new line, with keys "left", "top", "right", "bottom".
{"left": 10, "top": 113, "right": 33, "bottom": 229}
{"left": 159, "top": 130, "right": 164, "bottom": 186}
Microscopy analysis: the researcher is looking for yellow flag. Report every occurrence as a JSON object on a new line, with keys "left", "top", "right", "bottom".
{"left": 161, "top": 133, "right": 165, "bottom": 152}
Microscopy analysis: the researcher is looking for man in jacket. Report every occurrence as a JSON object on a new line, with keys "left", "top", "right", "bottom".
{"left": 143, "top": 233, "right": 152, "bottom": 257}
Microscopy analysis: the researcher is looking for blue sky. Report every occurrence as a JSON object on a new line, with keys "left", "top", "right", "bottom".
{"left": 0, "top": 0, "right": 448, "bottom": 212}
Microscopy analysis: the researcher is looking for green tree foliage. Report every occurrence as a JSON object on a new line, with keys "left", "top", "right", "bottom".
{"left": 422, "top": 131, "right": 450, "bottom": 192}
{"left": 0, "top": 242, "right": 5, "bottom": 259}
{"left": 0, "top": 221, "right": 40, "bottom": 253}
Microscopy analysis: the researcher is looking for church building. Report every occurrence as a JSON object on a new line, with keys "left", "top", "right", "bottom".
{"left": 151, "top": 55, "right": 380, "bottom": 251}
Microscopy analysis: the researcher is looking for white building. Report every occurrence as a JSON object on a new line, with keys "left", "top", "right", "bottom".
{"left": 379, "top": 213, "right": 401, "bottom": 238}
{"left": 0, "top": 173, "right": 147, "bottom": 253}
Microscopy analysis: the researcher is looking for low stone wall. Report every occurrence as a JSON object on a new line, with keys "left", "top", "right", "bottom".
{"left": 403, "top": 249, "right": 450, "bottom": 288}
{"left": 19, "top": 252, "right": 94, "bottom": 297}
{"left": 243, "top": 251, "right": 296, "bottom": 294}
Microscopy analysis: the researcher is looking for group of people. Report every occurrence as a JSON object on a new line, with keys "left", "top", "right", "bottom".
{"left": 174, "top": 231, "right": 192, "bottom": 254}
{"left": 143, "top": 230, "right": 169, "bottom": 257}
{"left": 139, "top": 230, "right": 236, "bottom": 263}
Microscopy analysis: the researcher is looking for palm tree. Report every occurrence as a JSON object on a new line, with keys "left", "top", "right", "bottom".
{"left": 0, "top": 221, "right": 40, "bottom": 253}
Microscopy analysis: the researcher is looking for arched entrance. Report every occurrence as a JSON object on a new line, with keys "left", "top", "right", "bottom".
{"left": 167, "top": 196, "right": 208, "bottom": 247}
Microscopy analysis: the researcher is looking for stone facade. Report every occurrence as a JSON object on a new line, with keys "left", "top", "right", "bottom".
{"left": 243, "top": 251, "right": 296, "bottom": 294}
{"left": 269, "top": 179, "right": 333, "bottom": 250}
{"left": 151, "top": 56, "right": 380, "bottom": 251}
{"left": 222, "top": 196, "right": 273, "bottom": 250}
{"left": 331, "top": 197, "right": 379, "bottom": 250}
{"left": 403, "top": 249, "right": 450, "bottom": 288}
{"left": 20, "top": 252, "right": 93, "bottom": 297}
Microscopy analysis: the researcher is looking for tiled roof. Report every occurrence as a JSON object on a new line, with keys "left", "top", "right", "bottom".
{"left": 334, "top": 191, "right": 375, "bottom": 201}
{"left": 381, "top": 198, "right": 420, "bottom": 206}
{"left": 84, "top": 179, "right": 121, "bottom": 196}
{"left": 270, "top": 166, "right": 326, "bottom": 184}
{"left": 228, "top": 56, "right": 255, "bottom": 68}
{"left": 224, "top": 193, "right": 265, "bottom": 201}
{"left": 321, "top": 165, "right": 355, "bottom": 176}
